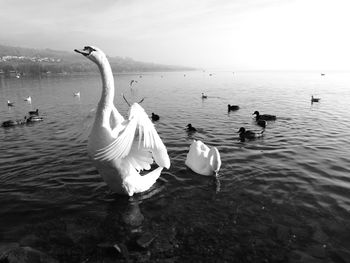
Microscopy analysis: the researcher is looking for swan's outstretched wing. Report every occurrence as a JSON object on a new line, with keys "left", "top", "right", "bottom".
{"left": 93, "top": 103, "right": 170, "bottom": 170}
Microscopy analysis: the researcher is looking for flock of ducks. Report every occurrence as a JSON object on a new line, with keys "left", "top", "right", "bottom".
{"left": 2, "top": 97, "right": 43, "bottom": 127}
{"left": 3, "top": 90, "right": 83, "bottom": 128}
{"left": 3, "top": 45, "right": 322, "bottom": 198}
{"left": 2, "top": 108, "right": 43, "bottom": 127}
{"left": 74, "top": 46, "right": 324, "bottom": 196}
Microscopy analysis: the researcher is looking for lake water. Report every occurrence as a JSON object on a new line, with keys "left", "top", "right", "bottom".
{"left": 0, "top": 71, "right": 349, "bottom": 262}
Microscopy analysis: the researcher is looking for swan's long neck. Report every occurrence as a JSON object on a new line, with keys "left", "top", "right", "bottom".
{"left": 97, "top": 56, "right": 114, "bottom": 108}
{"left": 209, "top": 147, "right": 221, "bottom": 175}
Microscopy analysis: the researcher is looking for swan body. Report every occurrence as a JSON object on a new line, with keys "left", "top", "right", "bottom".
{"left": 75, "top": 46, "right": 170, "bottom": 196}
{"left": 185, "top": 140, "right": 221, "bottom": 176}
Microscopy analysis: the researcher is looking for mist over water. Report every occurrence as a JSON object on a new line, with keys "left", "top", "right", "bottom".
{"left": 0, "top": 71, "right": 349, "bottom": 262}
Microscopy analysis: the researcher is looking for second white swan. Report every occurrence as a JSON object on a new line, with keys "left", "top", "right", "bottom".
{"left": 185, "top": 140, "right": 221, "bottom": 176}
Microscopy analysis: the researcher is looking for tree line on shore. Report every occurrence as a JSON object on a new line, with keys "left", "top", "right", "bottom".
{"left": 0, "top": 44, "right": 193, "bottom": 77}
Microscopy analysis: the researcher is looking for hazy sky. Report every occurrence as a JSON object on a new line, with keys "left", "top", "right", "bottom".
{"left": 0, "top": 0, "right": 349, "bottom": 70}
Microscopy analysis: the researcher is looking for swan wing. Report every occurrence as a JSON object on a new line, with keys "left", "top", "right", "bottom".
{"left": 93, "top": 103, "right": 170, "bottom": 169}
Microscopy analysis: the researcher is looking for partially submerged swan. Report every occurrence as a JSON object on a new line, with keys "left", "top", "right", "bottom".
{"left": 75, "top": 46, "right": 170, "bottom": 196}
{"left": 185, "top": 140, "right": 221, "bottom": 176}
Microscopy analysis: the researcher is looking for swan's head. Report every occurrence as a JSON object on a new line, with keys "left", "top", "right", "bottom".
{"left": 74, "top": 46, "right": 107, "bottom": 64}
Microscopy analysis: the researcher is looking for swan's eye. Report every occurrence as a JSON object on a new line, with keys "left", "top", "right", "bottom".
{"left": 84, "top": 46, "right": 96, "bottom": 54}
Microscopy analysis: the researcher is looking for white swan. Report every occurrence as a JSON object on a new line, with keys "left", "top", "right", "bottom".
{"left": 75, "top": 46, "right": 170, "bottom": 196}
{"left": 185, "top": 140, "right": 221, "bottom": 176}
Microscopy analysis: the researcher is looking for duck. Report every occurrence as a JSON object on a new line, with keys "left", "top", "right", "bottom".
{"left": 74, "top": 91, "right": 80, "bottom": 97}
{"left": 151, "top": 113, "right": 160, "bottom": 121}
{"left": 253, "top": 111, "right": 276, "bottom": 121}
{"left": 2, "top": 117, "right": 27, "bottom": 127}
{"left": 201, "top": 93, "right": 208, "bottom": 99}
{"left": 29, "top": 109, "right": 39, "bottom": 116}
{"left": 27, "top": 116, "right": 43, "bottom": 122}
{"left": 228, "top": 104, "right": 239, "bottom": 112}
{"left": 75, "top": 46, "right": 170, "bottom": 196}
{"left": 185, "top": 140, "right": 221, "bottom": 176}
{"left": 7, "top": 100, "right": 14, "bottom": 107}
{"left": 256, "top": 119, "right": 266, "bottom": 129}
{"left": 186, "top": 123, "right": 197, "bottom": 132}
{"left": 237, "top": 127, "right": 264, "bottom": 142}
{"left": 311, "top": 95, "right": 320, "bottom": 103}
{"left": 24, "top": 96, "right": 32, "bottom": 103}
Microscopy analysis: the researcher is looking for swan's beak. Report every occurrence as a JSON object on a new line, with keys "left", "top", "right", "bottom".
{"left": 74, "top": 48, "right": 90, "bottom": 56}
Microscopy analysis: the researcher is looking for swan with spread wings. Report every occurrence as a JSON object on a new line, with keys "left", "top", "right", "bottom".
{"left": 75, "top": 46, "right": 170, "bottom": 196}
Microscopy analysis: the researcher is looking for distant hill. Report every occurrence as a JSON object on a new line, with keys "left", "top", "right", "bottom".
{"left": 0, "top": 44, "right": 194, "bottom": 76}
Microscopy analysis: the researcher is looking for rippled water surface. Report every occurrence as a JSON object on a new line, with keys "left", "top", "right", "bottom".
{"left": 1, "top": 71, "right": 350, "bottom": 262}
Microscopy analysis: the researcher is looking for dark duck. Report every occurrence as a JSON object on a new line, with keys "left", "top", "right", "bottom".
{"left": 253, "top": 111, "right": 276, "bottom": 121}
{"left": 29, "top": 109, "right": 39, "bottom": 116}
{"left": 237, "top": 127, "right": 264, "bottom": 142}
{"left": 311, "top": 95, "right": 320, "bottom": 103}
{"left": 2, "top": 117, "right": 27, "bottom": 127}
{"left": 228, "top": 104, "right": 239, "bottom": 112}
{"left": 186, "top": 123, "right": 197, "bottom": 132}
{"left": 151, "top": 113, "right": 160, "bottom": 121}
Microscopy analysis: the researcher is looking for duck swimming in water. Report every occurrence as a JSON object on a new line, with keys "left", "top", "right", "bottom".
{"left": 185, "top": 140, "right": 221, "bottom": 176}
{"left": 237, "top": 127, "right": 264, "bottom": 142}
{"left": 253, "top": 111, "right": 276, "bottom": 121}
{"left": 311, "top": 95, "right": 320, "bottom": 103}
{"left": 256, "top": 119, "right": 266, "bottom": 129}
{"left": 228, "top": 104, "right": 239, "bottom": 112}
{"left": 201, "top": 93, "right": 208, "bottom": 99}
{"left": 75, "top": 45, "right": 170, "bottom": 196}
{"left": 186, "top": 123, "right": 197, "bottom": 132}
{"left": 24, "top": 96, "right": 32, "bottom": 103}
{"left": 2, "top": 117, "right": 27, "bottom": 127}
{"left": 27, "top": 116, "right": 43, "bottom": 123}
{"left": 29, "top": 109, "right": 39, "bottom": 116}
{"left": 151, "top": 113, "right": 160, "bottom": 121}
{"left": 7, "top": 100, "right": 14, "bottom": 107}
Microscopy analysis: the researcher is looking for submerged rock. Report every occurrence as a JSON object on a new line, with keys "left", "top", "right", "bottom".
{"left": 136, "top": 232, "right": 156, "bottom": 248}
{"left": 0, "top": 244, "right": 58, "bottom": 263}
